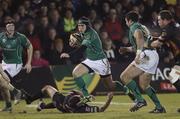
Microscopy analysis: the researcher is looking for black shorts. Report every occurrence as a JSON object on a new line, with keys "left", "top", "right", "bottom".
{"left": 52, "top": 92, "right": 66, "bottom": 112}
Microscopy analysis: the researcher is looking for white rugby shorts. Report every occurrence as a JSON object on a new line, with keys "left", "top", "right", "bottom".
{"left": 133, "top": 49, "right": 159, "bottom": 74}
{"left": 1, "top": 60, "right": 23, "bottom": 78}
{"left": 82, "top": 58, "right": 111, "bottom": 76}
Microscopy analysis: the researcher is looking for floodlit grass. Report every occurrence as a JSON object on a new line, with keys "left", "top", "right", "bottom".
{"left": 0, "top": 93, "right": 180, "bottom": 119}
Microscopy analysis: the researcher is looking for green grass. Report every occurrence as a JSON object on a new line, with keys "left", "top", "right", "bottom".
{"left": 0, "top": 94, "right": 180, "bottom": 119}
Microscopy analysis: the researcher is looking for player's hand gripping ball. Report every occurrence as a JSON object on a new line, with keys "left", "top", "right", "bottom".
{"left": 69, "top": 33, "right": 82, "bottom": 47}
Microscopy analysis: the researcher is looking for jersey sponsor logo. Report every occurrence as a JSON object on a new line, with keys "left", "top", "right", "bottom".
{"left": 2, "top": 39, "right": 6, "bottom": 43}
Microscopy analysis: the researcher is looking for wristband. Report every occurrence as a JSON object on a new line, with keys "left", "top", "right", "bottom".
{"left": 136, "top": 49, "right": 142, "bottom": 55}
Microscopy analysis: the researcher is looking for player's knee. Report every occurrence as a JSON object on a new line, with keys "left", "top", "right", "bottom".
{"left": 105, "top": 82, "right": 115, "bottom": 91}
{"left": 139, "top": 85, "right": 146, "bottom": 91}
{"left": 42, "top": 85, "right": 51, "bottom": 92}
{"left": 139, "top": 83, "right": 148, "bottom": 91}
{"left": 120, "top": 73, "right": 129, "bottom": 83}
{"left": 72, "top": 70, "right": 81, "bottom": 78}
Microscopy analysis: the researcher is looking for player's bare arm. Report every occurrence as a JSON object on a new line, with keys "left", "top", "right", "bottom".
{"left": 99, "top": 92, "right": 113, "bottom": 112}
{"left": 134, "top": 29, "right": 145, "bottom": 64}
{"left": 151, "top": 36, "right": 164, "bottom": 48}
{"left": 24, "top": 42, "right": 33, "bottom": 73}
{"left": 119, "top": 46, "right": 134, "bottom": 54}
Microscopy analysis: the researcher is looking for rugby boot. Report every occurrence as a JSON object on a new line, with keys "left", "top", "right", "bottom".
{"left": 130, "top": 99, "right": 147, "bottom": 112}
{"left": 14, "top": 90, "right": 22, "bottom": 105}
{"left": 21, "top": 90, "right": 33, "bottom": 104}
{"left": 149, "top": 107, "right": 166, "bottom": 113}
{"left": 37, "top": 102, "right": 46, "bottom": 112}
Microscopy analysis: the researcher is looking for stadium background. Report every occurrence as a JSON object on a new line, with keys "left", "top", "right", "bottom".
{"left": 0, "top": 0, "right": 179, "bottom": 118}
{"left": 0, "top": 0, "right": 177, "bottom": 95}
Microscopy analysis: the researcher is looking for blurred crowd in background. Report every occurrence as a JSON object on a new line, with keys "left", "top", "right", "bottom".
{"left": 0, "top": 0, "right": 179, "bottom": 66}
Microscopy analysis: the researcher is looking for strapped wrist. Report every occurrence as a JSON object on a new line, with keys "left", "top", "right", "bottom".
{"left": 136, "top": 49, "right": 142, "bottom": 55}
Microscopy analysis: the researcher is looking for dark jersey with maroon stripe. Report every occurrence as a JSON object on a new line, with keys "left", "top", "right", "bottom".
{"left": 160, "top": 22, "right": 180, "bottom": 64}
{"left": 52, "top": 92, "right": 100, "bottom": 113}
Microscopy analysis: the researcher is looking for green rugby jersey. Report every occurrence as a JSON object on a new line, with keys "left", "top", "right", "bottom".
{"left": 128, "top": 22, "right": 152, "bottom": 51}
{"left": 81, "top": 27, "right": 106, "bottom": 60}
{"left": 0, "top": 32, "right": 30, "bottom": 64}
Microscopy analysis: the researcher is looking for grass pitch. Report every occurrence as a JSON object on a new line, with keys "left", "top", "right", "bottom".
{"left": 0, "top": 93, "right": 180, "bottom": 119}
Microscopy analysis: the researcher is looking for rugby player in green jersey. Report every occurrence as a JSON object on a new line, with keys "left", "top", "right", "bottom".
{"left": 0, "top": 19, "right": 33, "bottom": 112}
{"left": 61, "top": 17, "right": 135, "bottom": 103}
{"left": 119, "top": 11, "right": 166, "bottom": 113}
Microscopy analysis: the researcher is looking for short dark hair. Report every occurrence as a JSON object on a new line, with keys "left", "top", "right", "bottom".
{"left": 159, "top": 10, "right": 173, "bottom": 20}
{"left": 67, "top": 95, "right": 80, "bottom": 108}
{"left": 125, "top": 11, "right": 139, "bottom": 22}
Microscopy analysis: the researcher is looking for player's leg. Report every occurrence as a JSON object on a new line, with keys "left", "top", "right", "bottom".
{"left": 139, "top": 73, "right": 166, "bottom": 113}
{"left": 120, "top": 63, "right": 147, "bottom": 112}
{"left": 0, "top": 70, "right": 21, "bottom": 102}
{"left": 2, "top": 67, "right": 22, "bottom": 105}
{"left": 120, "top": 63, "right": 144, "bottom": 101}
{"left": 73, "top": 63, "right": 89, "bottom": 97}
{"left": 36, "top": 85, "right": 59, "bottom": 111}
{"left": 102, "top": 75, "right": 135, "bottom": 101}
{"left": 0, "top": 76, "right": 12, "bottom": 112}
{"left": 37, "top": 102, "right": 55, "bottom": 112}
{"left": 99, "top": 92, "right": 113, "bottom": 112}
{"left": 169, "top": 65, "right": 180, "bottom": 92}
{"left": 23, "top": 85, "right": 57, "bottom": 104}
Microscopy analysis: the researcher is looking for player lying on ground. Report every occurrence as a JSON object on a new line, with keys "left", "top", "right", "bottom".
{"left": 22, "top": 85, "right": 113, "bottom": 113}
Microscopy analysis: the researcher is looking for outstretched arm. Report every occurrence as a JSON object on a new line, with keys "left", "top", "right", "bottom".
{"left": 99, "top": 92, "right": 113, "bottom": 112}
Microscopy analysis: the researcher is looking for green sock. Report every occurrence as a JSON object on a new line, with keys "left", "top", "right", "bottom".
{"left": 145, "top": 87, "right": 162, "bottom": 109}
{"left": 75, "top": 77, "right": 89, "bottom": 96}
{"left": 126, "top": 80, "right": 143, "bottom": 101}
{"left": 115, "top": 81, "right": 128, "bottom": 93}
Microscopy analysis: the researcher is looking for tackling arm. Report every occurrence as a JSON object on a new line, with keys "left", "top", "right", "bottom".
{"left": 99, "top": 92, "right": 113, "bottom": 112}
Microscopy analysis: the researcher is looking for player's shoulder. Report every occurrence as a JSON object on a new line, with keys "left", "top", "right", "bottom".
{"left": 15, "top": 32, "right": 27, "bottom": 38}
{"left": 130, "top": 22, "right": 140, "bottom": 31}
{"left": 88, "top": 27, "right": 99, "bottom": 38}
{"left": 0, "top": 32, "right": 6, "bottom": 37}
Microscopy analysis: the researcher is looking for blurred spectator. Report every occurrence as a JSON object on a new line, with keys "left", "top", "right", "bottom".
{"left": 100, "top": 30, "right": 116, "bottom": 62}
{"left": 31, "top": 49, "right": 49, "bottom": 67}
{"left": 1, "top": 0, "right": 10, "bottom": 16}
{"left": 103, "top": 8, "right": 124, "bottom": 48}
{"left": 76, "top": 0, "right": 97, "bottom": 18}
{"left": 63, "top": 0, "right": 75, "bottom": 13}
{"left": 38, "top": 5, "right": 48, "bottom": 17}
{"left": 0, "top": 0, "right": 179, "bottom": 65}
{"left": 37, "top": 16, "right": 49, "bottom": 50}
{"left": 115, "top": 2, "right": 123, "bottom": 22}
{"left": 142, "top": 0, "right": 166, "bottom": 23}
{"left": 63, "top": 9, "right": 76, "bottom": 33}
{"left": 48, "top": 9, "right": 64, "bottom": 38}
{"left": 93, "top": 19, "right": 103, "bottom": 33}
{"left": 0, "top": 8, "right": 5, "bottom": 27}
{"left": 12, "top": 13, "right": 23, "bottom": 32}
{"left": 47, "top": 38, "right": 67, "bottom": 65}
{"left": 117, "top": 36, "right": 135, "bottom": 62}
{"left": 145, "top": 11, "right": 161, "bottom": 36}
{"left": 24, "top": 20, "right": 42, "bottom": 51}
{"left": 100, "top": 2, "right": 110, "bottom": 21}
{"left": 42, "top": 27, "right": 57, "bottom": 59}
{"left": 88, "top": 9, "right": 99, "bottom": 24}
